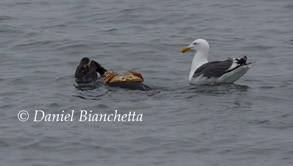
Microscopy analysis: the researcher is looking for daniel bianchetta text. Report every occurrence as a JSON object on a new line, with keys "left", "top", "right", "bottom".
{"left": 17, "top": 110, "right": 143, "bottom": 122}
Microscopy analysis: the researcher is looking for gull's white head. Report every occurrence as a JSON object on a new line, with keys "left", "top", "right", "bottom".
{"left": 181, "top": 39, "right": 210, "bottom": 53}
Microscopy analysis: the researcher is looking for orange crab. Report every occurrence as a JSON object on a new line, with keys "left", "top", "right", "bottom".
{"left": 104, "top": 70, "right": 144, "bottom": 84}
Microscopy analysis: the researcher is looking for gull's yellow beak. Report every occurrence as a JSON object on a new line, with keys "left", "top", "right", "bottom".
{"left": 181, "top": 46, "right": 191, "bottom": 53}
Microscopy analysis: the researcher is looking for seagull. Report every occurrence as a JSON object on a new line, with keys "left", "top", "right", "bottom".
{"left": 181, "top": 39, "right": 250, "bottom": 85}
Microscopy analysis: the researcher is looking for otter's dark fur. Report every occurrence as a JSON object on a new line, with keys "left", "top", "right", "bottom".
{"left": 75, "top": 57, "right": 107, "bottom": 82}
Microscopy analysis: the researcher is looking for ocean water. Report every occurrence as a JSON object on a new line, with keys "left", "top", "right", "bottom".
{"left": 1, "top": 0, "right": 293, "bottom": 165}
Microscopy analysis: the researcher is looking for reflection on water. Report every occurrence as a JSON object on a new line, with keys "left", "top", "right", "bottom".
{"left": 188, "top": 84, "right": 249, "bottom": 94}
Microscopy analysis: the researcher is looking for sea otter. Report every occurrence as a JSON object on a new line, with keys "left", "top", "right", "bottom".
{"left": 75, "top": 57, "right": 150, "bottom": 91}
{"left": 75, "top": 57, "right": 107, "bottom": 82}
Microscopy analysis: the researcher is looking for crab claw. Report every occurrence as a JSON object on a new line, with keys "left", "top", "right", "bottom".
{"left": 85, "top": 60, "right": 92, "bottom": 68}
{"left": 104, "top": 71, "right": 118, "bottom": 83}
{"left": 128, "top": 70, "right": 144, "bottom": 81}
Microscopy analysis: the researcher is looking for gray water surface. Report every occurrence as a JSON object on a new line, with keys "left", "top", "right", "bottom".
{"left": 1, "top": 0, "right": 293, "bottom": 166}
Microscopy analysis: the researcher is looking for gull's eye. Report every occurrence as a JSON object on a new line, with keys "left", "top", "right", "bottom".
{"left": 193, "top": 42, "right": 197, "bottom": 45}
